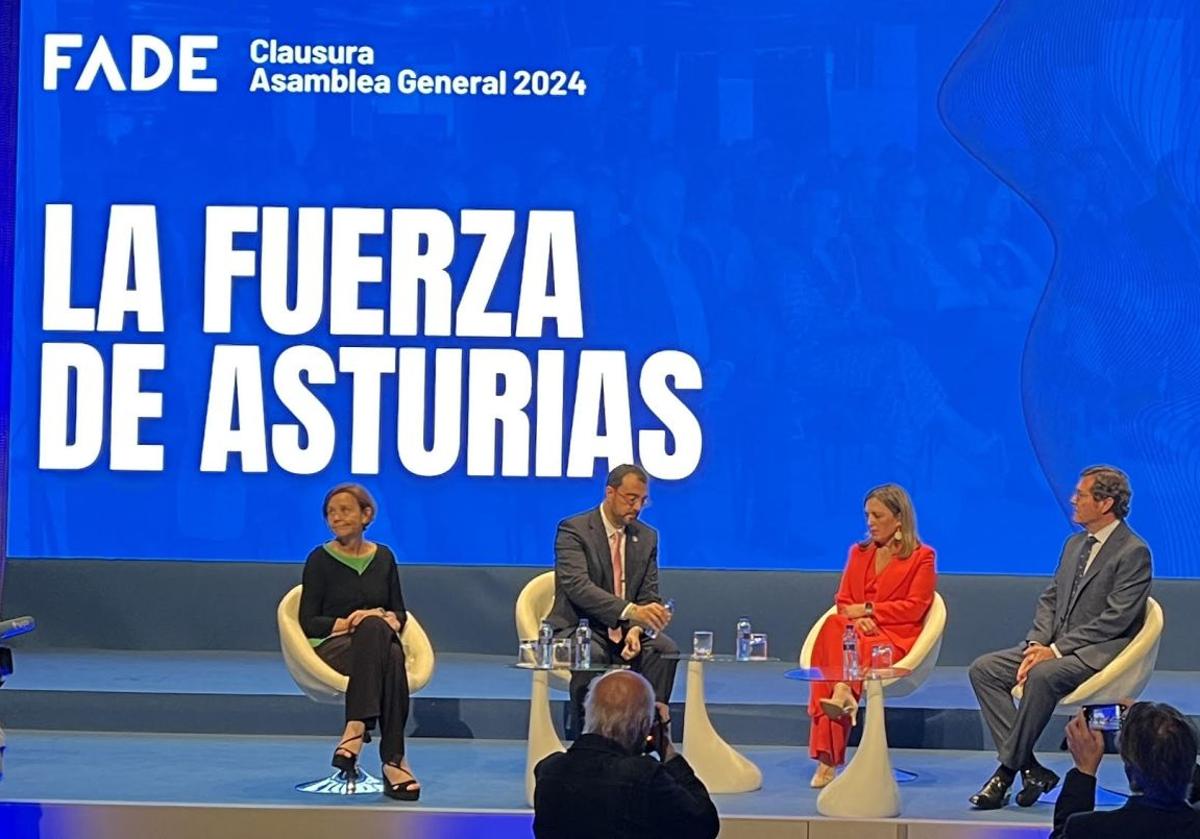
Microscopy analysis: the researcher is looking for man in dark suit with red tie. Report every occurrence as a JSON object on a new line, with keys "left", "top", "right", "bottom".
{"left": 547, "top": 464, "right": 679, "bottom": 733}
{"left": 968, "top": 465, "right": 1152, "bottom": 809}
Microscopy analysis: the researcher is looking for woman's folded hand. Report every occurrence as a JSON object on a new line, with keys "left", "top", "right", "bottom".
{"left": 842, "top": 603, "right": 868, "bottom": 619}
{"left": 854, "top": 616, "right": 879, "bottom": 635}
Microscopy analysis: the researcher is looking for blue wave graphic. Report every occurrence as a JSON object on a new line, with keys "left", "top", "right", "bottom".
{"left": 940, "top": 0, "right": 1200, "bottom": 576}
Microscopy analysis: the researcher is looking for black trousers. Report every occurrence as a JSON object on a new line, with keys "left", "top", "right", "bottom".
{"left": 315, "top": 615, "right": 410, "bottom": 763}
{"left": 563, "top": 628, "right": 679, "bottom": 736}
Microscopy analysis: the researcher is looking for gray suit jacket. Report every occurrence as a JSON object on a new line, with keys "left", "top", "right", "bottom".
{"left": 547, "top": 508, "right": 661, "bottom": 633}
{"left": 1026, "top": 521, "right": 1152, "bottom": 670}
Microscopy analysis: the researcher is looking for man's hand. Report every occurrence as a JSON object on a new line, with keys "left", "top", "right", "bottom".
{"left": 630, "top": 602, "right": 670, "bottom": 634}
{"left": 621, "top": 627, "right": 643, "bottom": 661}
{"left": 382, "top": 611, "right": 403, "bottom": 633}
{"left": 854, "top": 617, "right": 879, "bottom": 635}
{"left": 1017, "top": 643, "right": 1055, "bottom": 685}
{"left": 1065, "top": 712, "right": 1105, "bottom": 776}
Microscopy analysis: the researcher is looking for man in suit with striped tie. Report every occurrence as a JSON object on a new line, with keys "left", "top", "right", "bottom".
{"left": 968, "top": 465, "right": 1152, "bottom": 809}
{"left": 547, "top": 464, "right": 679, "bottom": 736}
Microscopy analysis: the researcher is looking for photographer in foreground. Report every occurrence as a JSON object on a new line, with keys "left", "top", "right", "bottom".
{"left": 533, "top": 669, "right": 718, "bottom": 839}
{"left": 1052, "top": 701, "right": 1200, "bottom": 838}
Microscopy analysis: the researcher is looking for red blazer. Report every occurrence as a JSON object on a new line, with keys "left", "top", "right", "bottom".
{"left": 834, "top": 542, "right": 937, "bottom": 656}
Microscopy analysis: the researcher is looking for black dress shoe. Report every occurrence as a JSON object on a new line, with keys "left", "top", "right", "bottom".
{"left": 1015, "top": 766, "right": 1060, "bottom": 807}
{"left": 969, "top": 772, "right": 1013, "bottom": 809}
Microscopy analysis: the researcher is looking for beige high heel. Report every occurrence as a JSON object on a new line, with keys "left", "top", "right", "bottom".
{"left": 818, "top": 683, "right": 859, "bottom": 726}
{"left": 810, "top": 762, "right": 837, "bottom": 788}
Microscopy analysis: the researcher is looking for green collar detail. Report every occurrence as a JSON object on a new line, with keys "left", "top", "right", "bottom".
{"left": 323, "top": 542, "right": 377, "bottom": 575}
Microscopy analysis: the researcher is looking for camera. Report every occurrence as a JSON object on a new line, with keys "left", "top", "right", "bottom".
{"left": 642, "top": 718, "right": 668, "bottom": 757}
{"left": 1083, "top": 703, "right": 1125, "bottom": 732}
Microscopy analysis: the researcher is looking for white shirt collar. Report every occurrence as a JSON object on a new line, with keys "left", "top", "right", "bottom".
{"left": 599, "top": 503, "right": 622, "bottom": 540}
{"left": 1088, "top": 518, "right": 1121, "bottom": 546}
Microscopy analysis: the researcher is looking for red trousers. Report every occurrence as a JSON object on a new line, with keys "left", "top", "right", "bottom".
{"left": 807, "top": 614, "right": 908, "bottom": 765}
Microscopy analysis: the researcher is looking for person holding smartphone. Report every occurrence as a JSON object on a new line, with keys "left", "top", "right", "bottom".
{"left": 1051, "top": 701, "right": 1200, "bottom": 838}
{"left": 533, "top": 670, "right": 718, "bottom": 839}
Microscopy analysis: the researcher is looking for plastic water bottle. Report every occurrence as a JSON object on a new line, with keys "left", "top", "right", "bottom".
{"left": 735, "top": 616, "right": 752, "bottom": 661}
{"left": 643, "top": 598, "right": 675, "bottom": 640}
{"left": 538, "top": 620, "right": 554, "bottom": 668}
{"left": 573, "top": 619, "right": 591, "bottom": 669}
{"left": 842, "top": 623, "right": 859, "bottom": 679}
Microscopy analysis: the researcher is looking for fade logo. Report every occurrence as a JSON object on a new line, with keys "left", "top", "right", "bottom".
{"left": 43, "top": 34, "right": 220, "bottom": 92}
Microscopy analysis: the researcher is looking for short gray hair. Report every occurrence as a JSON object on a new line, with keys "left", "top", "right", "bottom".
{"left": 583, "top": 670, "right": 655, "bottom": 751}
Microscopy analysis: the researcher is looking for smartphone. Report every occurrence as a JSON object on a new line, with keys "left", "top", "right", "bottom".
{"left": 1084, "top": 703, "right": 1125, "bottom": 732}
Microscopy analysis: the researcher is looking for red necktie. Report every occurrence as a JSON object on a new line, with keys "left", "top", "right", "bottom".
{"left": 608, "top": 531, "right": 623, "bottom": 642}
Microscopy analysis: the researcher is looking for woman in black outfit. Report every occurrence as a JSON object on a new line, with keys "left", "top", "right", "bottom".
{"left": 299, "top": 482, "right": 419, "bottom": 800}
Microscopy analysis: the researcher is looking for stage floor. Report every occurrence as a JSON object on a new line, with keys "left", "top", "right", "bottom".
{"left": 5, "top": 650, "right": 1198, "bottom": 755}
{"left": 1, "top": 650, "right": 1158, "bottom": 837}
{"left": 1, "top": 729, "right": 1131, "bottom": 828}
{"left": 9, "top": 649, "right": 1199, "bottom": 710}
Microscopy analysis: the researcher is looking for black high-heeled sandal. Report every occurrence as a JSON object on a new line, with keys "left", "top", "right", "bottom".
{"left": 382, "top": 761, "right": 421, "bottom": 801}
{"left": 331, "top": 730, "right": 368, "bottom": 774}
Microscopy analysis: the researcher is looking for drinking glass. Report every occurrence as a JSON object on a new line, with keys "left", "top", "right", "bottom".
{"left": 692, "top": 630, "right": 714, "bottom": 658}
{"left": 870, "top": 643, "right": 894, "bottom": 674}
{"left": 551, "top": 639, "right": 574, "bottom": 669}
{"left": 748, "top": 632, "right": 768, "bottom": 660}
{"left": 518, "top": 640, "right": 538, "bottom": 667}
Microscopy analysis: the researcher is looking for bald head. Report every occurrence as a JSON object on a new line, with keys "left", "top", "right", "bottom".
{"left": 583, "top": 670, "right": 656, "bottom": 751}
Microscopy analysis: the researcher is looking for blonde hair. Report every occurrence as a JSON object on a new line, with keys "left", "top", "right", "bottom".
{"left": 858, "top": 483, "right": 921, "bottom": 558}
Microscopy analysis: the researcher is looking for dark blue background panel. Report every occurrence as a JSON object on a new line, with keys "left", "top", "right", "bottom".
{"left": 7, "top": 1, "right": 1198, "bottom": 576}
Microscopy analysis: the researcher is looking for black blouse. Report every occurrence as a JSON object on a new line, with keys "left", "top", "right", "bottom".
{"left": 299, "top": 543, "right": 408, "bottom": 640}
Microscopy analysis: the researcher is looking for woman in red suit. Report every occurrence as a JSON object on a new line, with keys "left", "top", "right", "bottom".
{"left": 808, "top": 483, "right": 937, "bottom": 788}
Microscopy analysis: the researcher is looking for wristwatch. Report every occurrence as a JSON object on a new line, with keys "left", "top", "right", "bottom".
{"left": 864, "top": 602, "right": 875, "bottom": 617}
